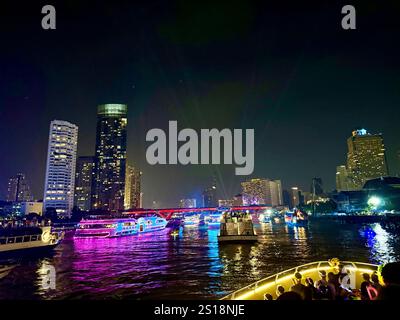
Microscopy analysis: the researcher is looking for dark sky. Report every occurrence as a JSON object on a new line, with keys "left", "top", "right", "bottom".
{"left": 1, "top": 0, "right": 400, "bottom": 207}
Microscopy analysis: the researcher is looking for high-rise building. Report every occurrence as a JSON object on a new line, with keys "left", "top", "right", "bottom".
{"left": 43, "top": 120, "right": 78, "bottom": 217}
{"left": 124, "top": 165, "right": 142, "bottom": 209}
{"left": 233, "top": 194, "right": 243, "bottom": 206}
{"left": 74, "top": 156, "right": 94, "bottom": 211}
{"left": 241, "top": 178, "right": 283, "bottom": 206}
{"left": 311, "top": 177, "right": 324, "bottom": 196}
{"left": 269, "top": 179, "right": 283, "bottom": 206}
{"left": 336, "top": 165, "right": 351, "bottom": 192}
{"left": 92, "top": 104, "right": 128, "bottom": 212}
{"left": 179, "top": 198, "right": 197, "bottom": 208}
{"left": 6, "top": 173, "right": 32, "bottom": 202}
{"left": 290, "top": 187, "right": 300, "bottom": 208}
{"left": 346, "top": 129, "right": 388, "bottom": 189}
{"left": 202, "top": 178, "right": 217, "bottom": 207}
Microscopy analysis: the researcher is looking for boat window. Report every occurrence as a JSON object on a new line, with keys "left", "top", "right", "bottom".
{"left": 23, "top": 236, "right": 31, "bottom": 242}
{"left": 147, "top": 220, "right": 151, "bottom": 224}
{"left": 31, "top": 235, "right": 38, "bottom": 241}
{"left": 80, "top": 224, "right": 114, "bottom": 229}
{"left": 7, "top": 238, "right": 15, "bottom": 244}
{"left": 16, "top": 237, "right": 23, "bottom": 243}
{"left": 38, "top": 235, "right": 42, "bottom": 241}
{"left": 0, "top": 238, "right": 6, "bottom": 245}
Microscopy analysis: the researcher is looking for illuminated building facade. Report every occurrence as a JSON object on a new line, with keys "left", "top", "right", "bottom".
{"left": 336, "top": 165, "right": 351, "bottom": 192}
{"left": 91, "top": 104, "right": 127, "bottom": 212}
{"left": 43, "top": 120, "right": 78, "bottom": 217}
{"left": 218, "top": 199, "right": 235, "bottom": 207}
{"left": 74, "top": 156, "right": 94, "bottom": 211}
{"left": 241, "top": 178, "right": 283, "bottom": 206}
{"left": 124, "top": 164, "right": 142, "bottom": 209}
{"left": 6, "top": 173, "right": 32, "bottom": 202}
{"left": 179, "top": 198, "right": 197, "bottom": 208}
{"left": 346, "top": 129, "right": 388, "bottom": 189}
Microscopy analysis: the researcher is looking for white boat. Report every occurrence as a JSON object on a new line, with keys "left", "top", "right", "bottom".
{"left": 183, "top": 215, "right": 200, "bottom": 227}
{"left": 218, "top": 211, "right": 258, "bottom": 243}
{"left": 74, "top": 215, "right": 167, "bottom": 238}
{"left": 205, "top": 213, "right": 222, "bottom": 227}
{"left": 0, "top": 226, "right": 63, "bottom": 257}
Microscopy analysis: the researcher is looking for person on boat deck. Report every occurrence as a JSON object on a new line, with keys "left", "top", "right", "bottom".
{"left": 290, "top": 272, "right": 307, "bottom": 300}
{"left": 315, "top": 270, "right": 328, "bottom": 288}
{"left": 370, "top": 273, "right": 382, "bottom": 295}
{"left": 327, "top": 272, "right": 337, "bottom": 300}
{"left": 276, "top": 285, "right": 285, "bottom": 298}
{"left": 377, "top": 262, "right": 400, "bottom": 300}
{"left": 264, "top": 293, "right": 273, "bottom": 301}
{"left": 337, "top": 274, "right": 356, "bottom": 300}
{"left": 304, "top": 277, "right": 317, "bottom": 300}
{"left": 314, "top": 270, "right": 331, "bottom": 299}
{"left": 360, "top": 273, "right": 372, "bottom": 300}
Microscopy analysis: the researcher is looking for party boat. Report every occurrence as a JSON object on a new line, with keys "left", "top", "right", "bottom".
{"left": 221, "top": 258, "right": 379, "bottom": 300}
{"left": 74, "top": 215, "right": 167, "bottom": 238}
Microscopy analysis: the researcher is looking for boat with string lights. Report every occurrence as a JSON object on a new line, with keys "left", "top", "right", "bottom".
{"left": 218, "top": 211, "right": 258, "bottom": 243}
{"left": 205, "top": 213, "right": 222, "bottom": 227}
{"left": 182, "top": 214, "right": 201, "bottom": 227}
{"left": 284, "top": 209, "right": 309, "bottom": 227}
{"left": 74, "top": 215, "right": 167, "bottom": 238}
{"left": 221, "top": 258, "right": 379, "bottom": 300}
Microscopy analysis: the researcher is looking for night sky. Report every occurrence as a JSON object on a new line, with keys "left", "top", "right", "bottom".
{"left": 1, "top": 0, "right": 400, "bottom": 208}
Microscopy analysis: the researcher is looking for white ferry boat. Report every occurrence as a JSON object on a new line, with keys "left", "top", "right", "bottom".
{"left": 205, "top": 213, "right": 222, "bottom": 227}
{"left": 182, "top": 214, "right": 201, "bottom": 227}
{"left": 0, "top": 226, "right": 64, "bottom": 257}
{"left": 74, "top": 215, "right": 167, "bottom": 238}
{"left": 218, "top": 211, "right": 258, "bottom": 243}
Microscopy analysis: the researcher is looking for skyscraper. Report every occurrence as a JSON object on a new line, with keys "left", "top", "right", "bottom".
{"left": 290, "top": 187, "right": 300, "bottom": 208}
{"left": 311, "top": 177, "right": 324, "bottom": 196}
{"left": 92, "top": 104, "right": 127, "bottom": 212}
{"left": 202, "top": 178, "right": 217, "bottom": 207}
{"left": 6, "top": 173, "right": 32, "bottom": 202}
{"left": 346, "top": 129, "right": 388, "bottom": 189}
{"left": 124, "top": 164, "right": 142, "bottom": 209}
{"left": 43, "top": 120, "right": 78, "bottom": 217}
{"left": 74, "top": 156, "right": 94, "bottom": 211}
{"left": 241, "top": 178, "right": 283, "bottom": 206}
{"left": 336, "top": 165, "right": 351, "bottom": 192}
{"left": 269, "top": 179, "right": 283, "bottom": 206}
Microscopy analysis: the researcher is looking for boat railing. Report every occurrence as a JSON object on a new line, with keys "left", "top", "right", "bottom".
{"left": 221, "top": 260, "right": 378, "bottom": 300}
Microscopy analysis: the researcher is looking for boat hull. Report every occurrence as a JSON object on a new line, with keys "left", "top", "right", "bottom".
{"left": 218, "top": 235, "right": 258, "bottom": 243}
{"left": 0, "top": 242, "right": 60, "bottom": 259}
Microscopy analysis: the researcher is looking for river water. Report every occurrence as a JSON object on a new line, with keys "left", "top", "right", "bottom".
{"left": 1, "top": 219, "right": 399, "bottom": 300}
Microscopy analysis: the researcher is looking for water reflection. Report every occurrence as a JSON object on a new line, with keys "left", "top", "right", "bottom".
{"left": 0, "top": 220, "right": 399, "bottom": 299}
{"left": 360, "top": 223, "right": 397, "bottom": 263}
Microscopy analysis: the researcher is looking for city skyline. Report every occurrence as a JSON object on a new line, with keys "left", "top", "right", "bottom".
{"left": 1, "top": 1, "right": 400, "bottom": 208}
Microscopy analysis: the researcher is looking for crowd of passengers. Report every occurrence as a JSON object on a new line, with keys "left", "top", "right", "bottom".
{"left": 264, "top": 261, "right": 400, "bottom": 301}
